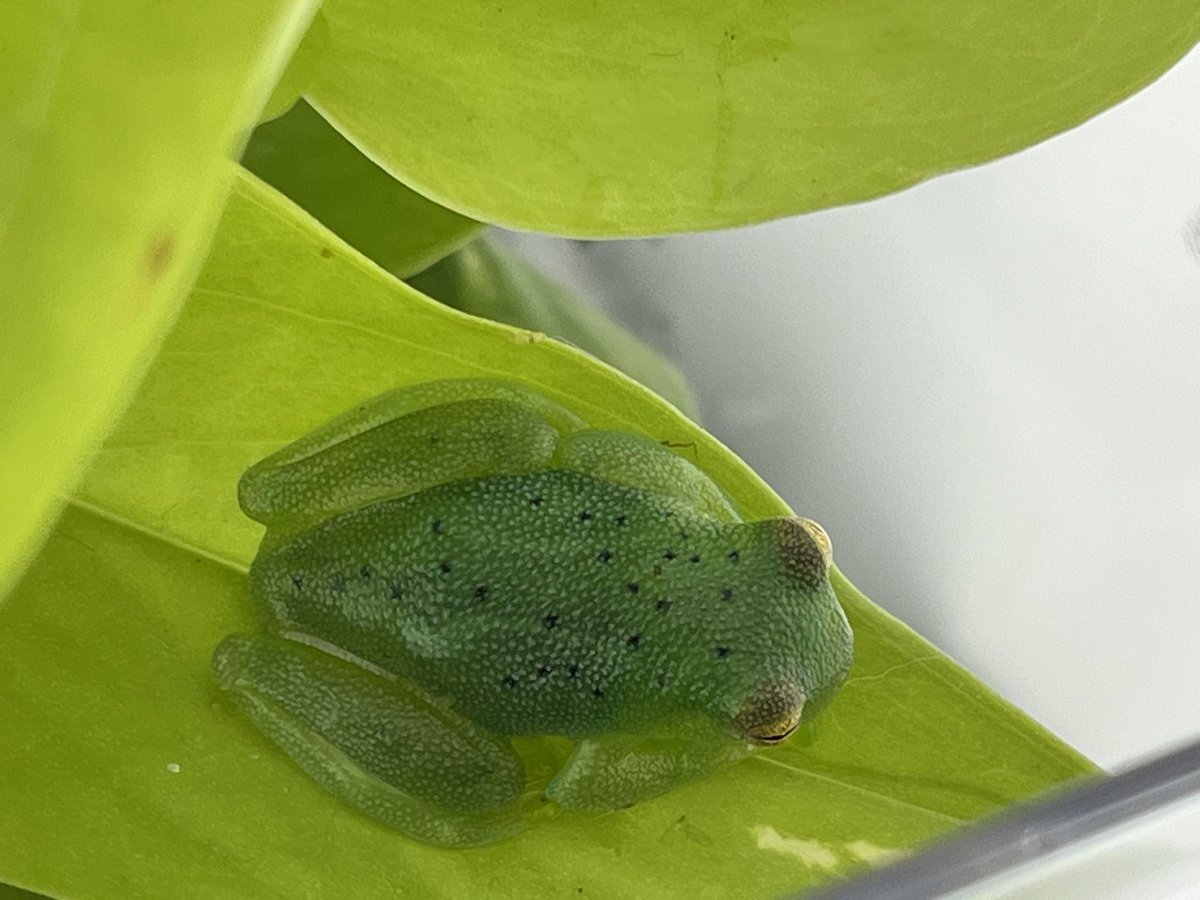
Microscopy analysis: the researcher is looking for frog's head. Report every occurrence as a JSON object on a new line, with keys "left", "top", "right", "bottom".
{"left": 721, "top": 517, "right": 853, "bottom": 747}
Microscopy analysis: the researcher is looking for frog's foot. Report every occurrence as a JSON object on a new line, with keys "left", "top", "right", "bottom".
{"left": 240, "top": 379, "right": 587, "bottom": 542}
{"left": 545, "top": 723, "right": 752, "bottom": 812}
{"left": 213, "top": 633, "right": 528, "bottom": 848}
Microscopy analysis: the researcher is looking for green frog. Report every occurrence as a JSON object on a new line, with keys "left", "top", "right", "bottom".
{"left": 213, "top": 379, "right": 853, "bottom": 847}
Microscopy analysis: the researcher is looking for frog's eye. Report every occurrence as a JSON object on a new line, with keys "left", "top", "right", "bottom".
{"left": 732, "top": 682, "right": 807, "bottom": 747}
{"left": 797, "top": 518, "right": 833, "bottom": 566}
{"left": 740, "top": 708, "right": 804, "bottom": 746}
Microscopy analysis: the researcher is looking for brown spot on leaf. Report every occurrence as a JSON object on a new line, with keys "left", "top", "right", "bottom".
{"left": 144, "top": 232, "right": 176, "bottom": 281}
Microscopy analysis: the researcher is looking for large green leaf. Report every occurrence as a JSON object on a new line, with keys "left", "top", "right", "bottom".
{"left": 409, "top": 235, "right": 700, "bottom": 418}
{"left": 242, "top": 99, "right": 481, "bottom": 276}
{"left": 0, "top": 171, "right": 1093, "bottom": 898}
{"left": 0, "top": 0, "right": 319, "bottom": 600}
{"left": 303, "top": 0, "right": 1200, "bottom": 234}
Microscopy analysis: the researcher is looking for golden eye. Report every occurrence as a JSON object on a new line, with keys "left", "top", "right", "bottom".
{"left": 733, "top": 683, "right": 807, "bottom": 746}
{"left": 797, "top": 518, "right": 832, "bottom": 566}
{"left": 742, "top": 708, "right": 804, "bottom": 746}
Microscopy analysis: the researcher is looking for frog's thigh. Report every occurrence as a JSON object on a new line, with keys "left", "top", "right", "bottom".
{"left": 213, "top": 633, "right": 527, "bottom": 847}
{"left": 240, "top": 379, "right": 588, "bottom": 537}
{"left": 546, "top": 730, "right": 750, "bottom": 811}
{"left": 553, "top": 430, "right": 739, "bottom": 522}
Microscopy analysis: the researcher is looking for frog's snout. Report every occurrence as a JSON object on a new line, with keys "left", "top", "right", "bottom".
{"left": 732, "top": 682, "right": 807, "bottom": 747}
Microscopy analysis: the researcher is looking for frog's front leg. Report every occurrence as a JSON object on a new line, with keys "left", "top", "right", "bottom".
{"left": 546, "top": 717, "right": 752, "bottom": 811}
{"left": 213, "top": 633, "right": 529, "bottom": 847}
{"left": 239, "top": 379, "right": 587, "bottom": 540}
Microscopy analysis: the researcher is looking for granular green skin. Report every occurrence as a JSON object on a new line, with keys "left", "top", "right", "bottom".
{"left": 254, "top": 469, "right": 842, "bottom": 739}
{"left": 214, "top": 379, "right": 854, "bottom": 846}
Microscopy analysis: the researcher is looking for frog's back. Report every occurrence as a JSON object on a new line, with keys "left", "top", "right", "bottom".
{"left": 251, "top": 469, "right": 799, "bottom": 738}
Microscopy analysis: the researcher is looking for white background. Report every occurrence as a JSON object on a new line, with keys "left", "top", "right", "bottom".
{"left": 505, "top": 45, "right": 1200, "bottom": 771}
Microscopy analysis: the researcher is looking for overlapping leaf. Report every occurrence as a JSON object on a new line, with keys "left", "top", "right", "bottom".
{"left": 301, "top": 0, "right": 1200, "bottom": 234}
{"left": 0, "top": 0, "right": 318, "bottom": 598}
{"left": 242, "top": 99, "right": 481, "bottom": 275}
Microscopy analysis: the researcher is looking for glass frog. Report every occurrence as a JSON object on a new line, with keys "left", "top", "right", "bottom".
{"left": 213, "top": 379, "right": 853, "bottom": 847}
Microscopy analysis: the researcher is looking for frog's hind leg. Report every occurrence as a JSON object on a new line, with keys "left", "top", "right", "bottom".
{"left": 553, "top": 429, "right": 740, "bottom": 522}
{"left": 240, "top": 379, "right": 587, "bottom": 541}
{"left": 213, "top": 633, "right": 531, "bottom": 847}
